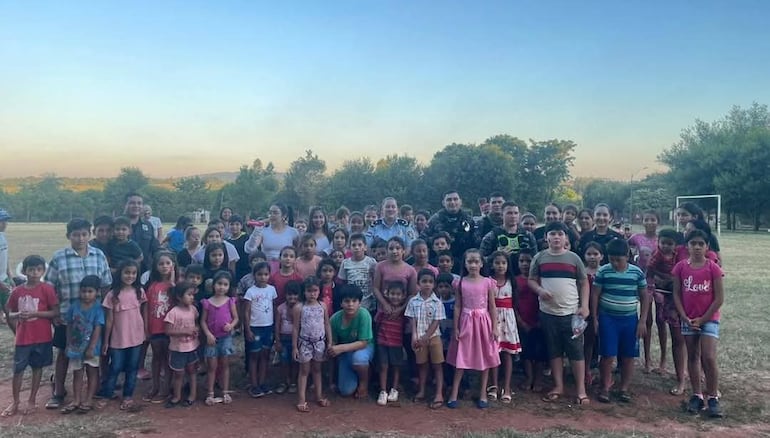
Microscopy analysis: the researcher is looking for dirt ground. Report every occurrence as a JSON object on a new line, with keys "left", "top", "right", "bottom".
{"left": 1, "top": 365, "right": 767, "bottom": 438}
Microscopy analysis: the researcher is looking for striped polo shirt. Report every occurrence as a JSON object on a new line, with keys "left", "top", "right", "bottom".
{"left": 594, "top": 264, "right": 647, "bottom": 316}
{"left": 529, "top": 250, "right": 587, "bottom": 316}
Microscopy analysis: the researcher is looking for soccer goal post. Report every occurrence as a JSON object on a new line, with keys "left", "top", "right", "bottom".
{"left": 675, "top": 194, "right": 721, "bottom": 236}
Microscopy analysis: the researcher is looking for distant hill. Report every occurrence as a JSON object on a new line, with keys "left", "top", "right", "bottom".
{"left": 0, "top": 173, "right": 234, "bottom": 193}
{"left": 194, "top": 171, "right": 239, "bottom": 183}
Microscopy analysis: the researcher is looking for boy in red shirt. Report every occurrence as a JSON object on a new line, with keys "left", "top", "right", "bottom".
{"left": 2, "top": 255, "right": 59, "bottom": 417}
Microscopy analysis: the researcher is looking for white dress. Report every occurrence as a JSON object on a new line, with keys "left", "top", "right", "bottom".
{"left": 494, "top": 279, "right": 522, "bottom": 354}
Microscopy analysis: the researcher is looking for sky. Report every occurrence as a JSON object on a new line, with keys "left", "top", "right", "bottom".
{"left": 2, "top": 0, "right": 770, "bottom": 181}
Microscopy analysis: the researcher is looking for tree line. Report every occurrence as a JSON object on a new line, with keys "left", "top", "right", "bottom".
{"left": 1, "top": 104, "right": 768, "bottom": 229}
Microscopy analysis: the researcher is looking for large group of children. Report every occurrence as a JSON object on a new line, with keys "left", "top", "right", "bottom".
{"left": 0, "top": 194, "right": 725, "bottom": 419}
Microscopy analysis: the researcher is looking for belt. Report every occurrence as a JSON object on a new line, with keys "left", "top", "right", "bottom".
{"left": 495, "top": 297, "right": 513, "bottom": 309}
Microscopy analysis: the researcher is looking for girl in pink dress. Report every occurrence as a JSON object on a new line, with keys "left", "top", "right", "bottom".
{"left": 447, "top": 249, "right": 500, "bottom": 409}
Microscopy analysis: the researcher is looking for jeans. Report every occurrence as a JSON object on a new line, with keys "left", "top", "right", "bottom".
{"left": 104, "top": 345, "right": 141, "bottom": 398}
{"left": 337, "top": 344, "right": 374, "bottom": 396}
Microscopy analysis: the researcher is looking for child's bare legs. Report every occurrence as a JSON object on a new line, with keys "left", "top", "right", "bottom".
{"left": 297, "top": 361, "right": 311, "bottom": 406}
{"left": 655, "top": 311, "right": 668, "bottom": 371}
{"left": 669, "top": 323, "right": 687, "bottom": 394}
{"left": 547, "top": 357, "right": 565, "bottom": 396}
{"left": 4, "top": 371, "right": 24, "bottom": 416}
{"left": 415, "top": 362, "right": 428, "bottom": 399}
{"left": 448, "top": 368, "right": 464, "bottom": 402}
{"left": 69, "top": 368, "right": 85, "bottom": 408}
{"left": 643, "top": 301, "right": 654, "bottom": 372}
{"left": 619, "top": 357, "right": 635, "bottom": 393}
{"left": 479, "top": 368, "right": 490, "bottom": 403}
{"left": 27, "top": 367, "right": 43, "bottom": 412}
{"left": 501, "top": 353, "right": 513, "bottom": 396}
{"left": 311, "top": 361, "right": 325, "bottom": 403}
{"left": 599, "top": 356, "right": 614, "bottom": 394}
{"left": 571, "top": 359, "right": 587, "bottom": 399}
{"left": 147, "top": 339, "right": 169, "bottom": 399}
{"left": 83, "top": 365, "right": 98, "bottom": 407}
{"left": 700, "top": 336, "right": 719, "bottom": 397}
{"left": 54, "top": 350, "right": 68, "bottom": 398}
{"left": 489, "top": 365, "right": 499, "bottom": 392}
{"left": 220, "top": 356, "right": 231, "bottom": 395}
{"left": 583, "top": 328, "right": 596, "bottom": 384}
{"left": 257, "top": 349, "right": 269, "bottom": 387}
{"left": 185, "top": 364, "right": 197, "bottom": 403}
{"left": 170, "top": 370, "right": 184, "bottom": 403}
{"left": 206, "top": 357, "right": 218, "bottom": 401}
{"left": 248, "top": 352, "right": 259, "bottom": 386}
{"left": 684, "top": 335, "right": 702, "bottom": 395}
{"left": 379, "top": 363, "right": 389, "bottom": 394}
{"left": 432, "top": 363, "right": 444, "bottom": 403}
{"left": 353, "top": 364, "right": 369, "bottom": 398}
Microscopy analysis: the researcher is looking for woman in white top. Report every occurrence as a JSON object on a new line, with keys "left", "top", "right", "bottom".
{"left": 245, "top": 203, "right": 299, "bottom": 272}
{"left": 307, "top": 206, "right": 332, "bottom": 255}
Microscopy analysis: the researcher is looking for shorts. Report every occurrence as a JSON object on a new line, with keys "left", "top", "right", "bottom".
{"left": 598, "top": 313, "right": 640, "bottom": 359}
{"left": 540, "top": 312, "right": 584, "bottom": 361}
{"left": 681, "top": 320, "right": 720, "bottom": 339}
{"left": 169, "top": 350, "right": 199, "bottom": 371}
{"left": 247, "top": 326, "right": 274, "bottom": 353}
{"left": 414, "top": 336, "right": 444, "bottom": 365}
{"left": 204, "top": 335, "right": 235, "bottom": 358}
{"left": 377, "top": 345, "right": 404, "bottom": 367}
{"left": 297, "top": 336, "right": 326, "bottom": 363}
{"left": 14, "top": 342, "right": 53, "bottom": 374}
{"left": 53, "top": 324, "right": 67, "bottom": 350}
{"left": 279, "top": 334, "right": 294, "bottom": 363}
{"left": 519, "top": 326, "right": 549, "bottom": 362}
{"left": 150, "top": 333, "right": 170, "bottom": 342}
{"left": 68, "top": 356, "right": 100, "bottom": 371}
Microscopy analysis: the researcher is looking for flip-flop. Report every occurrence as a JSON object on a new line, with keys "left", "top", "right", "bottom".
{"left": 542, "top": 392, "right": 562, "bottom": 403}
{"left": 576, "top": 395, "right": 591, "bottom": 405}
{"left": 317, "top": 398, "right": 330, "bottom": 407}
{"left": 669, "top": 387, "right": 685, "bottom": 396}
{"left": 446, "top": 400, "right": 458, "bottom": 409}
{"left": 477, "top": 399, "right": 489, "bottom": 409}
{"left": 501, "top": 390, "right": 512, "bottom": 404}
{"left": 429, "top": 400, "right": 444, "bottom": 409}
{"left": 296, "top": 402, "right": 310, "bottom": 413}
{"left": 486, "top": 385, "right": 498, "bottom": 401}
{"left": 60, "top": 404, "right": 79, "bottom": 414}
{"left": 598, "top": 391, "right": 611, "bottom": 403}
{"left": 77, "top": 405, "right": 93, "bottom": 414}
{"left": 618, "top": 391, "right": 632, "bottom": 403}
{"left": 274, "top": 383, "right": 288, "bottom": 394}
{"left": 412, "top": 395, "right": 426, "bottom": 403}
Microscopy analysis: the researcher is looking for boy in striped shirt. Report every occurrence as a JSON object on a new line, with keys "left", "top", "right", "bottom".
{"left": 591, "top": 238, "right": 649, "bottom": 403}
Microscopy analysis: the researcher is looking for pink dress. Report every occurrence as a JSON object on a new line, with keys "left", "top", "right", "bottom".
{"left": 447, "top": 276, "right": 501, "bottom": 370}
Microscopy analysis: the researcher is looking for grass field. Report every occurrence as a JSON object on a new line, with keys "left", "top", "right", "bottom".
{"left": 1, "top": 223, "right": 769, "bottom": 436}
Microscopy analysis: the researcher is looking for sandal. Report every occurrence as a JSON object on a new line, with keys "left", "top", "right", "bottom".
{"left": 45, "top": 395, "right": 64, "bottom": 410}
{"left": 296, "top": 402, "right": 310, "bottom": 413}
{"left": 223, "top": 392, "right": 233, "bottom": 405}
{"left": 274, "top": 383, "right": 288, "bottom": 394}
{"left": 77, "top": 404, "right": 93, "bottom": 414}
{"left": 669, "top": 387, "right": 685, "bottom": 396}
{"left": 430, "top": 400, "right": 444, "bottom": 409}
{"left": 598, "top": 390, "right": 611, "bottom": 403}
{"left": 501, "top": 390, "right": 512, "bottom": 404}
{"left": 182, "top": 399, "right": 195, "bottom": 407}
{"left": 542, "top": 392, "right": 562, "bottom": 403}
{"left": 618, "top": 391, "right": 632, "bottom": 403}
{"left": 287, "top": 384, "right": 298, "bottom": 394}
{"left": 412, "top": 395, "right": 426, "bottom": 403}
{"left": 486, "top": 385, "right": 498, "bottom": 401}
{"left": 60, "top": 404, "right": 79, "bottom": 414}
{"left": 142, "top": 390, "right": 158, "bottom": 402}
{"left": 119, "top": 400, "right": 135, "bottom": 411}
{"left": 317, "top": 398, "right": 330, "bottom": 407}
{"left": 205, "top": 393, "right": 220, "bottom": 406}
{"left": 165, "top": 399, "right": 180, "bottom": 409}
{"left": 576, "top": 395, "right": 591, "bottom": 405}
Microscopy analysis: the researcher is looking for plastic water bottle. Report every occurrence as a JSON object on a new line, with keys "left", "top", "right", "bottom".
{"left": 571, "top": 314, "right": 587, "bottom": 339}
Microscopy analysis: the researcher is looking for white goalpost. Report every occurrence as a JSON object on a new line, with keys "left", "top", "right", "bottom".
{"left": 675, "top": 194, "right": 721, "bottom": 236}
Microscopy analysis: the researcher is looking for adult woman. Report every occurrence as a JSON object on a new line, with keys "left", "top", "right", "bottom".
{"left": 365, "top": 197, "right": 417, "bottom": 251}
{"left": 577, "top": 208, "right": 595, "bottom": 236}
{"left": 577, "top": 203, "right": 623, "bottom": 265}
{"left": 676, "top": 202, "right": 721, "bottom": 254}
{"left": 245, "top": 203, "right": 298, "bottom": 272}
{"left": 176, "top": 226, "right": 201, "bottom": 270}
{"left": 219, "top": 207, "right": 234, "bottom": 239}
{"left": 308, "top": 206, "right": 332, "bottom": 255}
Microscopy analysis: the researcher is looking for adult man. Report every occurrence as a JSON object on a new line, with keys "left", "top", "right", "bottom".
{"left": 480, "top": 201, "right": 537, "bottom": 265}
{"left": 426, "top": 190, "right": 476, "bottom": 262}
{"left": 143, "top": 205, "right": 163, "bottom": 241}
{"left": 476, "top": 192, "right": 506, "bottom": 242}
{"left": 124, "top": 193, "right": 159, "bottom": 273}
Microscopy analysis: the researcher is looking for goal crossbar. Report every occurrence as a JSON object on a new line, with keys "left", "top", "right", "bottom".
{"left": 675, "top": 194, "right": 721, "bottom": 236}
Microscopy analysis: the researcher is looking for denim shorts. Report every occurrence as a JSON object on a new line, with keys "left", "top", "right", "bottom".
{"left": 204, "top": 335, "right": 235, "bottom": 358}
{"left": 169, "top": 350, "right": 199, "bottom": 371}
{"left": 681, "top": 320, "right": 720, "bottom": 339}
{"left": 14, "top": 342, "right": 53, "bottom": 374}
{"left": 247, "top": 325, "right": 274, "bottom": 353}
{"left": 279, "top": 334, "right": 294, "bottom": 363}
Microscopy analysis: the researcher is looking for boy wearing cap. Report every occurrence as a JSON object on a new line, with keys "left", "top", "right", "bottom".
{"left": 528, "top": 221, "right": 590, "bottom": 405}
{"left": 0, "top": 209, "right": 13, "bottom": 324}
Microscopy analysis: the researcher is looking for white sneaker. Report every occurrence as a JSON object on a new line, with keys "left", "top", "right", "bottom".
{"left": 377, "top": 390, "right": 388, "bottom": 406}
{"left": 387, "top": 388, "right": 399, "bottom": 403}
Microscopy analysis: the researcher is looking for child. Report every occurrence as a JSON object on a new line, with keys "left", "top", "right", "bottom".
{"left": 329, "top": 249, "right": 345, "bottom": 271}
{"left": 294, "top": 219, "right": 308, "bottom": 235}
{"left": 430, "top": 232, "right": 452, "bottom": 261}
{"left": 338, "top": 233, "right": 377, "bottom": 313}
{"left": 446, "top": 249, "right": 500, "bottom": 409}
{"left": 3, "top": 255, "right": 58, "bottom": 417}
{"left": 364, "top": 205, "right": 379, "bottom": 228}
{"left": 269, "top": 246, "right": 303, "bottom": 306}
{"left": 317, "top": 258, "right": 342, "bottom": 316}
{"left": 488, "top": 251, "right": 521, "bottom": 403}
{"left": 61, "top": 275, "right": 104, "bottom": 414}
{"left": 562, "top": 204, "right": 580, "bottom": 236}
{"left": 164, "top": 281, "right": 200, "bottom": 407}
{"left": 238, "top": 251, "right": 267, "bottom": 298}
{"left": 647, "top": 229, "right": 684, "bottom": 395}
{"left": 162, "top": 216, "right": 192, "bottom": 254}
{"left": 295, "top": 234, "right": 322, "bottom": 279}
{"left": 628, "top": 211, "right": 660, "bottom": 373}
{"left": 176, "top": 226, "right": 201, "bottom": 270}
{"left": 370, "top": 238, "right": 388, "bottom": 263}
{"left": 406, "top": 270, "right": 447, "bottom": 409}
{"left": 513, "top": 250, "right": 546, "bottom": 392}
{"left": 327, "top": 285, "right": 375, "bottom": 398}
{"left": 292, "top": 276, "right": 332, "bottom": 412}
{"left": 436, "top": 250, "right": 461, "bottom": 282}
{"left": 244, "top": 262, "right": 278, "bottom": 397}
{"left": 331, "top": 228, "right": 351, "bottom": 257}
{"left": 109, "top": 217, "right": 144, "bottom": 273}
{"left": 274, "top": 281, "right": 301, "bottom": 395}
{"left": 90, "top": 215, "right": 114, "bottom": 258}
{"left": 374, "top": 281, "right": 407, "bottom": 406}
{"left": 529, "top": 222, "right": 590, "bottom": 405}
{"left": 142, "top": 252, "right": 176, "bottom": 403}
{"left": 591, "top": 239, "right": 649, "bottom": 403}
{"left": 201, "top": 271, "right": 239, "bottom": 406}
{"left": 102, "top": 260, "right": 147, "bottom": 411}
{"left": 373, "top": 237, "right": 418, "bottom": 312}
{"left": 226, "top": 215, "right": 250, "bottom": 281}
{"left": 673, "top": 229, "right": 724, "bottom": 417}
{"left": 349, "top": 212, "right": 366, "bottom": 234}
{"left": 410, "top": 239, "right": 439, "bottom": 277}
{"left": 582, "top": 242, "right": 603, "bottom": 385}
{"left": 436, "top": 273, "right": 455, "bottom": 355}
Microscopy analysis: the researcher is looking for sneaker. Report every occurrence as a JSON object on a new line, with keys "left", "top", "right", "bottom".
{"left": 377, "top": 391, "right": 388, "bottom": 406}
{"left": 259, "top": 384, "right": 273, "bottom": 396}
{"left": 687, "top": 395, "right": 705, "bottom": 413}
{"left": 249, "top": 386, "right": 265, "bottom": 398}
{"left": 387, "top": 388, "right": 399, "bottom": 403}
{"left": 707, "top": 397, "right": 723, "bottom": 418}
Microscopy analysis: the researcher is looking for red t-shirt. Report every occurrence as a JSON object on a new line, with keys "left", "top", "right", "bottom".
{"left": 672, "top": 259, "right": 724, "bottom": 321}
{"left": 374, "top": 310, "right": 404, "bottom": 347}
{"left": 7, "top": 282, "right": 58, "bottom": 346}
{"left": 515, "top": 276, "right": 538, "bottom": 328}
{"left": 145, "top": 281, "right": 173, "bottom": 335}
{"left": 269, "top": 271, "right": 303, "bottom": 306}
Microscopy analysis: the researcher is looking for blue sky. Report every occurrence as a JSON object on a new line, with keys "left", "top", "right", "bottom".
{"left": 2, "top": 1, "right": 769, "bottom": 179}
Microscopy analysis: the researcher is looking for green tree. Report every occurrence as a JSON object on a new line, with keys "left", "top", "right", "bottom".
{"left": 373, "top": 155, "right": 424, "bottom": 206}
{"left": 173, "top": 176, "right": 212, "bottom": 216}
{"left": 581, "top": 179, "right": 632, "bottom": 218}
{"left": 102, "top": 167, "right": 150, "bottom": 215}
{"left": 220, "top": 159, "right": 279, "bottom": 219}
{"left": 278, "top": 150, "right": 327, "bottom": 215}
{"left": 321, "top": 158, "right": 377, "bottom": 211}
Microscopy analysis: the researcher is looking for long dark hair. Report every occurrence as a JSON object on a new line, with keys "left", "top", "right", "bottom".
{"left": 307, "top": 206, "right": 331, "bottom": 239}
{"left": 112, "top": 259, "right": 143, "bottom": 304}
{"left": 145, "top": 251, "right": 177, "bottom": 288}
{"left": 203, "top": 242, "right": 229, "bottom": 272}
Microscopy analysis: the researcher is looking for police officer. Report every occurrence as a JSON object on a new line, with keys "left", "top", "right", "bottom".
{"left": 479, "top": 201, "right": 537, "bottom": 266}
{"left": 426, "top": 190, "right": 477, "bottom": 262}
{"left": 124, "top": 193, "right": 160, "bottom": 273}
{"left": 365, "top": 197, "right": 417, "bottom": 251}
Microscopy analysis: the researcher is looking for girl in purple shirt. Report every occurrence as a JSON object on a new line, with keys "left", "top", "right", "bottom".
{"left": 200, "top": 271, "right": 239, "bottom": 406}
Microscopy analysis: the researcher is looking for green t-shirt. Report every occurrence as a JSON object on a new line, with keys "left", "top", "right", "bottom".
{"left": 330, "top": 308, "right": 373, "bottom": 346}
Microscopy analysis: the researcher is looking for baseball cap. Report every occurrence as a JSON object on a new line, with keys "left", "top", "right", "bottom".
{"left": 0, "top": 209, "right": 11, "bottom": 221}
{"left": 545, "top": 221, "right": 569, "bottom": 234}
